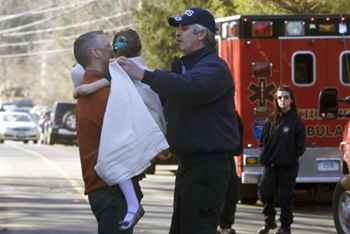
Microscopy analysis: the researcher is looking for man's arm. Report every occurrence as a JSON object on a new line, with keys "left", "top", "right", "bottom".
{"left": 142, "top": 63, "right": 233, "bottom": 106}
{"left": 118, "top": 57, "right": 234, "bottom": 106}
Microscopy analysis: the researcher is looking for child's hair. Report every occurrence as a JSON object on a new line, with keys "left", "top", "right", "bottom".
{"left": 113, "top": 29, "right": 142, "bottom": 58}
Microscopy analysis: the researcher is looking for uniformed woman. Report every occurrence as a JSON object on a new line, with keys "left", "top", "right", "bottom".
{"left": 258, "top": 85, "right": 305, "bottom": 234}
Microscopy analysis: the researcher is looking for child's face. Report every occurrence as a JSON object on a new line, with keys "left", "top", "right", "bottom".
{"left": 112, "top": 31, "right": 141, "bottom": 58}
{"left": 112, "top": 48, "right": 124, "bottom": 58}
{"left": 113, "top": 35, "right": 128, "bottom": 58}
{"left": 113, "top": 47, "right": 126, "bottom": 58}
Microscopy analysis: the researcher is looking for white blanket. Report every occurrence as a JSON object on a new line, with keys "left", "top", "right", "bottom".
{"left": 95, "top": 60, "right": 169, "bottom": 185}
{"left": 129, "top": 57, "right": 166, "bottom": 134}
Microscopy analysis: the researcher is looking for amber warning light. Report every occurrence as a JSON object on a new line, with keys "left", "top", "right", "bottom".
{"left": 318, "top": 23, "right": 336, "bottom": 33}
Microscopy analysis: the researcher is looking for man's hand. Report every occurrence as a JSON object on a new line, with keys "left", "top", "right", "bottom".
{"left": 117, "top": 56, "right": 144, "bottom": 81}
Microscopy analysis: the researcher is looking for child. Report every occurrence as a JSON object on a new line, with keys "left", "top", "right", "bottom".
{"left": 71, "top": 29, "right": 168, "bottom": 230}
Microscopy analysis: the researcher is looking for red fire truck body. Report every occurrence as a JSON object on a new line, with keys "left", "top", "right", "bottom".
{"left": 216, "top": 15, "right": 350, "bottom": 203}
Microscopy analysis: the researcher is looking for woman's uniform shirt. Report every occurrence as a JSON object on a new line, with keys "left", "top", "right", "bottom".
{"left": 260, "top": 110, "right": 306, "bottom": 167}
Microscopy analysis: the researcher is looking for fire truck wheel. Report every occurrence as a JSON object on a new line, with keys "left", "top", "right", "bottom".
{"left": 240, "top": 184, "right": 258, "bottom": 205}
{"left": 332, "top": 180, "right": 350, "bottom": 234}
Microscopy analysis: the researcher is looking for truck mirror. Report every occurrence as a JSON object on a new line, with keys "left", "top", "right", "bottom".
{"left": 319, "top": 88, "right": 338, "bottom": 119}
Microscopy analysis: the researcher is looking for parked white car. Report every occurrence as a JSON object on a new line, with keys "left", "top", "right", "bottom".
{"left": 0, "top": 111, "right": 40, "bottom": 144}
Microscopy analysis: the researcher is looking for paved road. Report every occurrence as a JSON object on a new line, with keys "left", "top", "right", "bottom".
{"left": 0, "top": 142, "right": 337, "bottom": 234}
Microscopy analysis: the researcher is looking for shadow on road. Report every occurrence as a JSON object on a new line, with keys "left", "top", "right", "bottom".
{"left": 0, "top": 177, "right": 96, "bottom": 234}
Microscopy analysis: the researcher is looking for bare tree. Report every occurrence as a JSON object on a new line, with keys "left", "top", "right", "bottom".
{"left": 0, "top": 0, "right": 139, "bottom": 105}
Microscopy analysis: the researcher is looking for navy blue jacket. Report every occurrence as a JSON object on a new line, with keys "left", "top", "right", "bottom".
{"left": 260, "top": 110, "right": 306, "bottom": 167}
{"left": 142, "top": 47, "right": 241, "bottom": 159}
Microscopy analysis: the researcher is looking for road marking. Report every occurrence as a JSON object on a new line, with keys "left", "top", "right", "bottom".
{"left": 9, "top": 144, "right": 87, "bottom": 201}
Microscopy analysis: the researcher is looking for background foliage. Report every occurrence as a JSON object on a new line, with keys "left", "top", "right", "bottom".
{"left": 235, "top": 0, "right": 350, "bottom": 14}
{"left": 135, "top": 0, "right": 350, "bottom": 70}
{"left": 0, "top": 0, "right": 138, "bottom": 105}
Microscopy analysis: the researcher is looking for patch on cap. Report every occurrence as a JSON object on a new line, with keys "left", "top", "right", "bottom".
{"left": 167, "top": 8, "right": 217, "bottom": 34}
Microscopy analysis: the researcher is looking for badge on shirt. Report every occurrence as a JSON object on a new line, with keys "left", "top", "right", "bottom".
{"left": 283, "top": 126, "right": 290, "bottom": 133}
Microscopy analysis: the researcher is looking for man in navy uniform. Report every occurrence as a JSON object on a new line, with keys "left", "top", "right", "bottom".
{"left": 118, "top": 8, "right": 241, "bottom": 234}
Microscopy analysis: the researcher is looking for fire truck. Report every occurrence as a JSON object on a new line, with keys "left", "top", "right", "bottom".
{"left": 215, "top": 14, "right": 350, "bottom": 204}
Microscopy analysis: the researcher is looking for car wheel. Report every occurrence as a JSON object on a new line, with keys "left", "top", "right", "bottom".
{"left": 0, "top": 139, "right": 4, "bottom": 144}
{"left": 33, "top": 140, "right": 38, "bottom": 144}
{"left": 23, "top": 140, "right": 28, "bottom": 144}
{"left": 62, "top": 111, "right": 76, "bottom": 131}
{"left": 333, "top": 180, "right": 350, "bottom": 234}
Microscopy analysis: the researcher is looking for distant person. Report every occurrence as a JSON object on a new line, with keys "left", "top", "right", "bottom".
{"left": 73, "top": 29, "right": 168, "bottom": 231}
{"left": 118, "top": 7, "right": 241, "bottom": 234}
{"left": 38, "top": 110, "right": 50, "bottom": 144}
{"left": 217, "top": 111, "right": 243, "bottom": 234}
{"left": 73, "top": 30, "right": 144, "bottom": 234}
{"left": 258, "top": 85, "right": 305, "bottom": 234}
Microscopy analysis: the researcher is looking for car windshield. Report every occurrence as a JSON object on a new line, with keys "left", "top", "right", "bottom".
{"left": 3, "top": 114, "right": 31, "bottom": 122}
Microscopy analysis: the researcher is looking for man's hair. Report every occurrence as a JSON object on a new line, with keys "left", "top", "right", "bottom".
{"left": 192, "top": 24, "right": 216, "bottom": 49}
{"left": 112, "top": 29, "right": 142, "bottom": 58}
{"left": 73, "top": 31, "right": 104, "bottom": 68}
{"left": 269, "top": 85, "right": 298, "bottom": 125}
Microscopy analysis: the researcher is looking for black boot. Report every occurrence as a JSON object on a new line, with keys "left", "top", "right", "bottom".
{"left": 257, "top": 222, "right": 277, "bottom": 234}
{"left": 275, "top": 227, "right": 291, "bottom": 234}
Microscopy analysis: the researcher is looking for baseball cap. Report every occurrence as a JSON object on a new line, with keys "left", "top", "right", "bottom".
{"left": 168, "top": 8, "right": 217, "bottom": 34}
